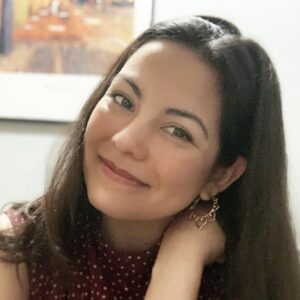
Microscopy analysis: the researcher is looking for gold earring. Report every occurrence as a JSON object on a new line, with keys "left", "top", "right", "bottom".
{"left": 188, "top": 195, "right": 220, "bottom": 230}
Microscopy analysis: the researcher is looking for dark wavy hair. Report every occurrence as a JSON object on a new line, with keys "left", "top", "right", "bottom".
{"left": 1, "top": 15, "right": 299, "bottom": 299}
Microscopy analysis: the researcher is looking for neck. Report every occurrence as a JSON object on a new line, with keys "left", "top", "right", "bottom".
{"left": 100, "top": 214, "right": 173, "bottom": 252}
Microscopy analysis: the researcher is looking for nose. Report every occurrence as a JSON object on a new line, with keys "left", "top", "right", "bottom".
{"left": 111, "top": 121, "right": 149, "bottom": 161}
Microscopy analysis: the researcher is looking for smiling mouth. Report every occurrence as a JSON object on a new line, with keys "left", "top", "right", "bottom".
{"left": 98, "top": 156, "right": 149, "bottom": 188}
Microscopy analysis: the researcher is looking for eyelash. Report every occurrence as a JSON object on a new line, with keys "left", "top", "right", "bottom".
{"left": 163, "top": 126, "right": 193, "bottom": 143}
{"left": 110, "top": 92, "right": 134, "bottom": 111}
{"left": 108, "top": 92, "right": 193, "bottom": 143}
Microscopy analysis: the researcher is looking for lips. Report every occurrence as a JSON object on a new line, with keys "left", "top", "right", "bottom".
{"left": 99, "top": 156, "right": 149, "bottom": 187}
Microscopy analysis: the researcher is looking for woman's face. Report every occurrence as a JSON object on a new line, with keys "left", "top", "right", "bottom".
{"left": 83, "top": 40, "right": 222, "bottom": 221}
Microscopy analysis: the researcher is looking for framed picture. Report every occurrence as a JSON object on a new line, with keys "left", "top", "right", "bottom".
{"left": 0, "top": 0, "right": 153, "bottom": 122}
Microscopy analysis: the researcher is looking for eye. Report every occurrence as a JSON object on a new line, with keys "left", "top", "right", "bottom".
{"left": 111, "top": 92, "right": 134, "bottom": 111}
{"left": 164, "top": 126, "right": 193, "bottom": 143}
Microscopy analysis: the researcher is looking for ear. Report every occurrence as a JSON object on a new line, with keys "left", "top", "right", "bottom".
{"left": 199, "top": 156, "right": 247, "bottom": 200}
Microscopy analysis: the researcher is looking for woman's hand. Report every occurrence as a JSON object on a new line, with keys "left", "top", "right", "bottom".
{"left": 160, "top": 204, "right": 226, "bottom": 266}
{"left": 145, "top": 205, "right": 225, "bottom": 300}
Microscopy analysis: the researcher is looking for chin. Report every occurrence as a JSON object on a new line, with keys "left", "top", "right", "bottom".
{"left": 87, "top": 191, "right": 139, "bottom": 220}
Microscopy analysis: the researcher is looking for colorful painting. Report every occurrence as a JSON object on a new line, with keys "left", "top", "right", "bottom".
{"left": 0, "top": 0, "right": 134, "bottom": 75}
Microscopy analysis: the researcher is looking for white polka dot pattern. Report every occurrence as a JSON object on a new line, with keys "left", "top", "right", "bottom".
{"left": 6, "top": 209, "right": 226, "bottom": 299}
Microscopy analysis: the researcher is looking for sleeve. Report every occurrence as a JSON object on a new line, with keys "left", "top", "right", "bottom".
{"left": 198, "top": 262, "right": 227, "bottom": 299}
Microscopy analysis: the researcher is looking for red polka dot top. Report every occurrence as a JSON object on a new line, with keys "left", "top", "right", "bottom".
{"left": 6, "top": 209, "right": 226, "bottom": 299}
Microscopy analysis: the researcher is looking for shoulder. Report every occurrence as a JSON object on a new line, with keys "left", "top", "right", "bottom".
{"left": 0, "top": 213, "right": 29, "bottom": 300}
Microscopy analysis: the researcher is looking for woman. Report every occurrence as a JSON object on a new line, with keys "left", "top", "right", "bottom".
{"left": 0, "top": 15, "right": 299, "bottom": 299}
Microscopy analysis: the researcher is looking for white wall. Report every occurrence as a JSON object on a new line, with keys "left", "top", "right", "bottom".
{"left": 0, "top": 121, "right": 71, "bottom": 205}
{"left": 153, "top": 0, "right": 300, "bottom": 245}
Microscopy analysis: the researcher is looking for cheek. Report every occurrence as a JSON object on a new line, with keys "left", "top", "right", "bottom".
{"left": 154, "top": 149, "right": 216, "bottom": 206}
{"left": 165, "top": 156, "right": 210, "bottom": 190}
{"left": 83, "top": 104, "right": 113, "bottom": 177}
{"left": 84, "top": 102, "right": 119, "bottom": 144}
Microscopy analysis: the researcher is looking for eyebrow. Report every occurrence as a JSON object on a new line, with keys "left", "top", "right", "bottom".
{"left": 117, "top": 74, "right": 143, "bottom": 99}
{"left": 165, "top": 108, "right": 209, "bottom": 139}
{"left": 116, "top": 74, "right": 209, "bottom": 139}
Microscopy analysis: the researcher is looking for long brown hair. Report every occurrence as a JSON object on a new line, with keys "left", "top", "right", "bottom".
{"left": 1, "top": 15, "right": 299, "bottom": 299}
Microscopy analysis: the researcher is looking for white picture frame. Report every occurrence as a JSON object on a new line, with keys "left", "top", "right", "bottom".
{"left": 0, "top": 0, "right": 153, "bottom": 122}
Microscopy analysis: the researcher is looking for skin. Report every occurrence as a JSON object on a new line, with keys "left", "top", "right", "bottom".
{"left": 83, "top": 40, "right": 247, "bottom": 253}
{"left": 144, "top": 208, "right": 226, "bottom": 299}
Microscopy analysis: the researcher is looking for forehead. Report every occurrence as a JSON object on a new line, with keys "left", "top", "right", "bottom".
{"left": 120, "top": 40, "right": 220, "bottom": 104}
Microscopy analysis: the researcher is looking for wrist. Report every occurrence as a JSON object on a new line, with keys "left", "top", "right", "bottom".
{"left": 145, "top": 250, "right": 205, "bottom": 300}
